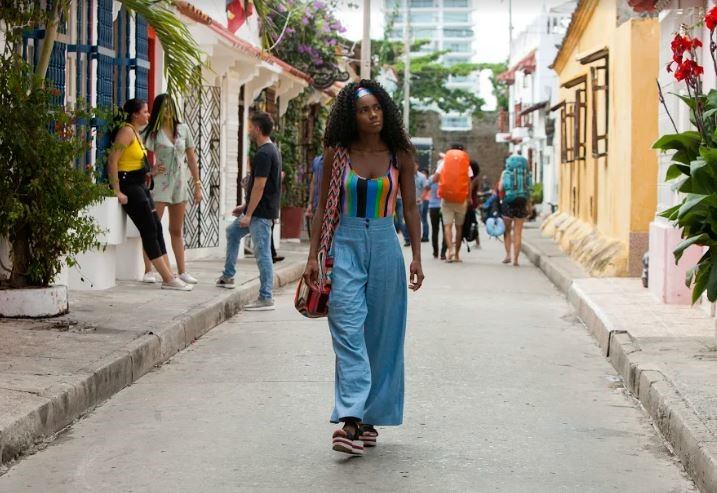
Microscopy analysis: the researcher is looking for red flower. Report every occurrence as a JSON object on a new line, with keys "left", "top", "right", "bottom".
{"left": 674, "top": 59, "right": 704, "bottom": 82}
{"left": 706, "top": 6, "right": 717, "bottom": 31}
{"left": 671, "top": 34, "right": 688, "bottom": 58}
{"left": 692, "top": 38, "right": 703, "bottom": 49}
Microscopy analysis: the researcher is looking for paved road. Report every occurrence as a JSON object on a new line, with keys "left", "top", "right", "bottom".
{"left": 0, "top": 233, "right": 696, "bottom": 492}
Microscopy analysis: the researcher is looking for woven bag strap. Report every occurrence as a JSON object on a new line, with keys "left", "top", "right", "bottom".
{"left": 317, "top": 147, "right": 348, "bottom": 286}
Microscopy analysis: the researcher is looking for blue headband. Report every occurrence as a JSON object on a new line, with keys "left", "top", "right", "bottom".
{"left": 355, "top": 87, "right": 373, "bottom": 100}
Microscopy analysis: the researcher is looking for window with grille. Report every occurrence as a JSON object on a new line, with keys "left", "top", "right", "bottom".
{"left": 590, "top": 61, "right": 609, "bottom": 157}
{"left": 561, "top": 103, "right": 575, "bottom": 163}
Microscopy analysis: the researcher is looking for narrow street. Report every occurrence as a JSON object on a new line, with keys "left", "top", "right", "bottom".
{"left": 0, "top": 234, "right": 695, "bottom": 492}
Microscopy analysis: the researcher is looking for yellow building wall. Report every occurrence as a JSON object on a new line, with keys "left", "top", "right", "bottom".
{"left": 543, "top": 2, "right": 658, "bottom": 277}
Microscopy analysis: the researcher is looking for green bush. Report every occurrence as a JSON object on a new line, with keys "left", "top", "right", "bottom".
{"left": 531, "top": 182, "right": 543, "bottom": 204}
{"left": 0, "top": 52, "right": 110, "bottom": 288}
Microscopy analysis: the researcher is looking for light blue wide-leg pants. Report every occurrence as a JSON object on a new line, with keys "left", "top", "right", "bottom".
{"left": 328, "top": 215, "right": 408, "bottom": 426}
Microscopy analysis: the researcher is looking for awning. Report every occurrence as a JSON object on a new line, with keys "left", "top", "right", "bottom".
{"left": 174, "top": 1, "right": 311, "bottom": 84}
{"left": 520, "top": 101, "right": 548, "bottom": 116}
{"left": 498, "top": 49, "right": 537, "bottom": 84}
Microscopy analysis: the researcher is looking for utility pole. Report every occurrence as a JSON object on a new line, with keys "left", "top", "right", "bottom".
{"left": 508, "top": 0, "right": 513, "bottom": 62}
{"left": 402, "top": 0, "right": 410, "bottom": 130}
{"left": 361, "top": 0, "right": 372, "bottom": 79}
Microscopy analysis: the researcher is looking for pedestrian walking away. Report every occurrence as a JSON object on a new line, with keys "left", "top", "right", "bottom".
{"left": 306, "top": 154, "right": 324, "bottom": 238}
{"left": 141, "top": 93, "right": 202, "bottom": 285}
{"left": 500, "top": 150, "right": 531, "bottom": 266}
{"left": 428, "top": 169, "right": 448, "bottom": 259}
{"left": 216, "top": 112, "right": 281, "bottom": 311}
{"left": 106, "top": 98, "right": 191, "bottom": 291}
{"left": 434, "top": 143, "right": 472, "bottom": 263}
{"left": 415, "top": 166, "right": 430, "bottom": 242}
{"left": 303, "top": 80, "right": 424, "bottom": 456}
{"left": 394, "top": 190, "right": 410, "bottom": 246}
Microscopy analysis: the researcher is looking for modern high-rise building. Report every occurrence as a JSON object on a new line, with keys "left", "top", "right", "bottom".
{"left": 383, "top": 0, "right": 479, "bottom": 131}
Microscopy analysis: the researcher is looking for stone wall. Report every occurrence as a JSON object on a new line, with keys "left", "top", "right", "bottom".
{"left": 413, "top": 111, "right": 509, "bottom": 187}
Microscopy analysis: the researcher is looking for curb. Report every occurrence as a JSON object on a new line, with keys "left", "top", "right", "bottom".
{"left": 522, "top": 237, "right": 717, "bottom": 493}
{"left": 0, "top": 261, "right": 306, "bottom": 466}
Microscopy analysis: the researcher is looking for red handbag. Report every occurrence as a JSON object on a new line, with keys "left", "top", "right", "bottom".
{"left": 294, "top": 148, "right": 348, "bottom": 318}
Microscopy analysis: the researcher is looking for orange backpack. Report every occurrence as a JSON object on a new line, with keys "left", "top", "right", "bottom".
{"left": 438, "top": 149, "right": 470, "bottom": 203}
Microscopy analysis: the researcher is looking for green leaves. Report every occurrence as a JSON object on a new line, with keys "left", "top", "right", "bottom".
{"left": 0, "top": 51, "right": 110, "bottom": 287}
{"left": 674, "top": 233, "right": 710, "bottom": 263}
{"left": 652, "top": 130, "right": 701, "bottom": 155}
{"left": 120, "top": 0, "right": 204, "bottom": 102}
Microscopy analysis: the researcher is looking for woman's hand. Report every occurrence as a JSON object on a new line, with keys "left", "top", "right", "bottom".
{"left": 409, "top": 259, "right": 424, "bottom": 291}
{"left": 303, "top": 258, "right": 319, "bottom": 286}
{"left": 193, "top": 186, "right": 203, "bottom": 203}
{"left": 116, "top": 192, "right": 128, "bottom": 205}
{"left": 152, "top": 164, "right": 166, "bottom": 176}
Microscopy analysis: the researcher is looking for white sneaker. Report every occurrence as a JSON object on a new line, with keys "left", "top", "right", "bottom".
{"left": 142, "top": 272, "right": 159, "bottom": 284}
{"left": 179, "top": 272, "right": 198, "bottom": 284}
{"left": 161, "top": 278, "right": 193, "bottom": 291}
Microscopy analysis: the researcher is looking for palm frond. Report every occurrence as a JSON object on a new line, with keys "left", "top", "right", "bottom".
{"left": 120, "top": 0, "right": 204, "bottom": 101}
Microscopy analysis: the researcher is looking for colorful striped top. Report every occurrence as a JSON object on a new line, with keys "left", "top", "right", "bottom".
{"left": 341, "top": 154, "right": 400, "bottom": 218}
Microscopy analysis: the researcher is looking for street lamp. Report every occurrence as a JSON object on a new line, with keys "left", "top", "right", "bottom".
{"left": 361, "top": 0, "right": 371, "bottom": 79}
{"left": 403, "top": 0, "right": 410, "bottom": 130}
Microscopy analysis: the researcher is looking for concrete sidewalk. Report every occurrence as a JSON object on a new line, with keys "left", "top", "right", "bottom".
{"left": 522, "top": 225, "right": 717, "bottom": 492}
{"left": 0, "top": 246, "right": 308, "bottom": 468}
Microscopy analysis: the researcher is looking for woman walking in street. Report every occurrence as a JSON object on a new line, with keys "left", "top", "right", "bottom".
{"left": 303, "top": 80, "right": 424, "bottom": 456}
{"left": 141, "top": 94, "right": 202, "bottom": 284}
{"left": 107, "top": 98, "right": 191, "bottom": 291}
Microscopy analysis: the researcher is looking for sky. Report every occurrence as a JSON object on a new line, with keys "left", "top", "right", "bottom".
{"left": 335, "top": 0, "right": 569, "bottom": 63}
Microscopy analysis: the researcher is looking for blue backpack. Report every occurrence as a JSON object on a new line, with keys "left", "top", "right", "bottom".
{"left": 502, "top": 155, "right": 531, "bottom": 203}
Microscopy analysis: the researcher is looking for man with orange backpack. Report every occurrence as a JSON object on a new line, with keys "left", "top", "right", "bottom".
{"left": 433, "top": 143, "right": 472, "bottom": 263}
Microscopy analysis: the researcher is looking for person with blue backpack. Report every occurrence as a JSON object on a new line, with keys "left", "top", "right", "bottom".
{"left": 499, "top": 150, "right": 532, "bottom": 266}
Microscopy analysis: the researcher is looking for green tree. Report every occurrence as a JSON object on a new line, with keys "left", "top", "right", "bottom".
{"left": 477, "top": 62, "right": 509, "bottom": 112}
{"left": 372, "top": 13, "right": 485, "bottom": 132}
{"left": 0, "top": 5, "right": 109, "bottom": 288}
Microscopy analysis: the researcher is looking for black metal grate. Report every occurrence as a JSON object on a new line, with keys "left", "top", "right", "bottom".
{"left": 184, "top": 85, "right": 221, "bottom": 249}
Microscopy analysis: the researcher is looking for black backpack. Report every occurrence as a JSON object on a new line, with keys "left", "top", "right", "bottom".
{"left": 463, "top": 206, "right": 478, "bottom": 242}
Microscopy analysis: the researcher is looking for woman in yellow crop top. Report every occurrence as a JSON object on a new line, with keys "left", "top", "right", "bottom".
{"left": 106, "top": 98, "right": 191, "bottom": 291}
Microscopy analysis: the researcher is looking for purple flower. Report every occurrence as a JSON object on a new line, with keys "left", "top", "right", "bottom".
{"left": 301, "top": 16, "right": 309, "bottom": 25}
{"left": 286, "top": 27, "right": 295, "bottom": 34}
{"left": 328, "top": 38, "right": 337, "bottom": 46}
{"left": 277, "top": 4, "right": 287, "bottom": 12}
{"left": 313, "top": 1, "right": 326, "bottom": 9}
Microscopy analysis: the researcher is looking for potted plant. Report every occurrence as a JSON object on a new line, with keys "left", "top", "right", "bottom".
{"left": 277, "top": 97, "right": 308, "bottom": 239}
{"left": 0, "top": 1, "right": 204, "bottom": 316}
{"left": 0, "top": 22, "right": 108, "bottom": 316}
{"left": 654, "top": 8, "right": 717, "bottom": 303}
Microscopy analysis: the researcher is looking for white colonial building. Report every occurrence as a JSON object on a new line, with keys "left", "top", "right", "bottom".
{"left": 498, "top": 1, "right": 576, "bottom": 214}
{"left": 1, "top": 0, "right": 328, "bottom": 291}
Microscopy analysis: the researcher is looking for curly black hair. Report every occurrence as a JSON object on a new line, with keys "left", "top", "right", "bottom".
{"left": 323, "top": 79, "right": 413, "bottom": 155}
